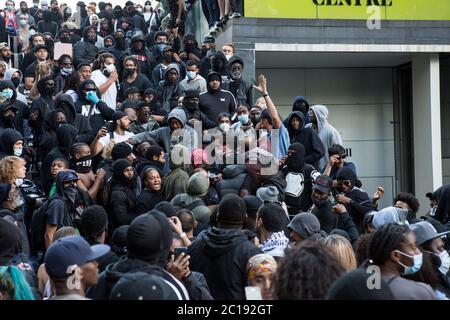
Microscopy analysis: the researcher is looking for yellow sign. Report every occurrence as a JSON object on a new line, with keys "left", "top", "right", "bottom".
{"left": 244, "top": 0, "right": 450, "bottom": 21}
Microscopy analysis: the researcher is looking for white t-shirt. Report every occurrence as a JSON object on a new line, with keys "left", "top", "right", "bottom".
{"left": 91, "top": 69, "right": 117, "bottom": 110}
{"left": 98, "top": 130, "right": 135, "bottom": 148}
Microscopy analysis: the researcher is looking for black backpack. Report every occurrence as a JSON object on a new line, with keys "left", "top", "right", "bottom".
{"left": 29, "top": 197, "right": 59, "bottom": 253}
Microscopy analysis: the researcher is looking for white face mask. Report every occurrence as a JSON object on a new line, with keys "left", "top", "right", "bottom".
{"left": 13, "top": 148, "right": 23, "bottom": 156}
{"left": 219, "top": 123, "right": 230, "bottom": 132}
{"left": 225, "top": 54, "right": 232, "bottom": 61}
{"left": 105, "top": 63, "right": 116, "bottom": 73}
{"left": 29, "top": 29, "right": 36, "bottom": 36}
{"left": 438, "top": 250, "right": 450, "bottom": 275}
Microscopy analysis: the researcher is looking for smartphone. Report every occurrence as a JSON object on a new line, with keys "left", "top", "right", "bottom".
{"left": 174, "top": 247, "right": 188, "bottom": 259}
{"left": 245, "top": 286, "right": 262, "bottom": 300}
{"left": 104, "top": 120, "right": 113, "bottom": 131}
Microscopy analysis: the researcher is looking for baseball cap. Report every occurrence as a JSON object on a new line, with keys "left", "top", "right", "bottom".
{"left": 110, "top": 272, "right": 180, "bottom": 300}
{"left": 45, "top": 236, "right": 110, "bottom": 278}
{"left": 410, "top": 221, "right": 450, "bottom": 246}
{"left": 312, "top": 175, "right": 333, "bottom": 194}
{"left": 58, "top": 170, "right": 79, "bottom": 183}
{"left": 33, "top": 44, "right": 49, "bottom": 53}
{"left": 203, "top": 36, "right": 215, "bottom": 44}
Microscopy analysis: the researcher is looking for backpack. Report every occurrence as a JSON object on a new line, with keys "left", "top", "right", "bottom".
{"left": 29, "top": 197, "right": 58, "bottom": 253}
{"left": 97, "top": 173, "right": 113, "bottom": 208}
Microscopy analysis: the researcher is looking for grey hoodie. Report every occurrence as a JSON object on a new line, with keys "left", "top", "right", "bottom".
{"left": 3, "top": 68, "right": 27, "bottom": 105}
{"left": 305, "top": 105, "right": 342, "bottom": 171}
{"left": 131, "top": 108, "right": 198, "bottom": 153}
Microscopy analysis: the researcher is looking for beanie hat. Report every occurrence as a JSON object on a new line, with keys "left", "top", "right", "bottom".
{"left": 336, "top": 167, "right": 357, "bottom": 186}
{"left": 256, "top": 186, "right": 279, "bottom": 203}
{"left": 111, "top": 142, "right": 133, "bottom": 161}
{"left": 218, "top": 194, "right": 247, "bottom": 228}
{"left": 111, "top": 225, "right": 129, "bottom": 255}
{"left": 187, "top": 172, "right": 209, "bottom": 197}
{"left": 81, "top": 205, "right": 109, "bottom": 239}
{"left": 112, "top": 111, "right": 127, "bottom": 123}
{"left": 243, "top": 196, "right": 263, "bottom": 219}
{"left": 154, "top": 201, "right": 177, "bottom": 218}
{"left": 127, "top": 214, "right": 162, "bottom": 262}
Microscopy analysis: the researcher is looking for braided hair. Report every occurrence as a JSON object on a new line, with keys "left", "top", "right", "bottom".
{"left": 367, "top": 223, "right": 411, "bottom": 266}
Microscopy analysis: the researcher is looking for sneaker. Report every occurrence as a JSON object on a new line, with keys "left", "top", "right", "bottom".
{"left": 230, "top": 12, "right": 241, "bottom": 18}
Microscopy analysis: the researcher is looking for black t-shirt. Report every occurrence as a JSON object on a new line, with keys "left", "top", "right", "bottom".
{"left": 119, "top": 74, "right": 153, "bottom": 101}
{"left": 25, "top": 61, "right": 38, "bottom": 79}
{"left": 45, "top": 198, "right": 72, "bottom": 227}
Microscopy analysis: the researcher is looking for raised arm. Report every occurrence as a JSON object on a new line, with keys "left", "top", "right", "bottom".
{"left": 253, "top": 74, "right": 282, "bottom": 129}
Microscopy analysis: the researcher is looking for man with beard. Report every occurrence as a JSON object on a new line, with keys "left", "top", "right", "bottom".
{"left": 224, "top": 56, "right": 252, "bottom": 105}
{"left": 309, "top": 175, "right": 338, "bottom": 234}
{"left": 75, "top": 80, "right": 114, "bottom": 133}
{"left": 73, "top": 26, "right": 99, "bottom": 68}
{"left": 90, "top": 111, "right": 134, "bottom": 158}
{"left": 0, "top": 43, "right": 12, "bottom": 68}
{"left": 29, "top": 75, "right": 57, "bottom": 142}
{"left": 199, "top": 72, "right": 236, "bottom": 125}
{"left": 107, "top": 159, "right": 139, "bottom": 231}
{"left": 20, "top": 33, "right": 45, "bottom": 74}
{"left": 55, "top": 28, "right": 72, "bottom": 44}
{"left": 118, "top": 57, "right": 152, "bottom": 102}
{"left": 15, "top": 1, "right": 36, "bottom": 28}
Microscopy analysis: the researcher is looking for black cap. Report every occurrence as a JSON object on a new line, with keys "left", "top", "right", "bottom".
{"left": 287, "top": 212, "right": 322, "bottom": 239}
{"left": 312, "top": 175, "right": 333, "bottom": 194}
{"left": 203, "top": 36, "right": 215, "bottom": 44}
{"left": 110, "top": 272, "right": 180, "bottom": 300}
{"left": 33, "top": 44, "right": 49, "bottom": 53}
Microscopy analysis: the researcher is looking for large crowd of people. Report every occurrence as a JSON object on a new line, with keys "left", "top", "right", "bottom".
{"left": 0, "top": 0, "right": 449, "bottom": 301}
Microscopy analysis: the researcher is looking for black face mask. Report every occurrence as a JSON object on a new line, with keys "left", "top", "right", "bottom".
{"left": 184, "top": 101, "right": 198, "bottom": 110}
{"left": 11, "top": 77, "right": 20, "bottom": 88}
{"left": 163, "top": 55, "right": 174, "bottom": 63}
{"left": 115, "top": 37, "right": 125, "bottom": 49}
{"left": 124, "top": 68, "right": 135, "bottom": 78}
{"left": 60, "top": 36, "right": 71, "bottom": 43}
{"left": 114, "top": 10, "right": 122, "bottom": 19}
{"left": 311, "top": 193, "right": 328, "bottom": 207}
{"left": 44, "top": 86, "right": 56, "bottom": 96}
{"left": 71, "top": 155, "right": 93, "bottom": 174}
{"left": 63, "top": 186, "right": 77, "bottom": 204}
{"left": 286, "top": 154, "right": 304, "bottom": 173}
{"left": 201, "top": 47, "right": 208, "bottom": 56}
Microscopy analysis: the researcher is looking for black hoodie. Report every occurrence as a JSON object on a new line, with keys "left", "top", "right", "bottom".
{"left": 435, "top": 184, "right": 450, "bottom": 225}
{"left": 286, "top": 111, "right": 325, "bottom": 169}
{"left": 75, "top": 80, "right": 114, "bottom": 133}
{"left": 0, "top": 80, "right": 27, "bottom": 135}
{"left": 188, "top": 227, "right": 261, "bottom": 300}
{"left": 73, "top": 27, "right": 99, "bottom": 68}
{"left": 37, "top": 10, "right": 59, "bottom": 38}
{"left": 41, "top": 124, "right": 79, "bottom": 195}
{"left": 108, "top": 159, "right": 138, "bottom": 230}
{"left": 30, "top": 75, "right": 56, "bottom": 142}
{"left": 125, "top": 34, "right": 155, "bottom": 77}
{"left": 0, "top": 128, "right": 23, "bottom": 159}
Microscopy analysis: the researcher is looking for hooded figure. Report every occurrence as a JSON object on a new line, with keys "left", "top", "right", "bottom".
{"left": 108, "top": 159, "right": 139, "bottom": 231}
{"left": 41, "top": 124, "right": 79, "bottom": 195}
{"left": 156, "top": 63, "right": 183, "bottom": 113}
{"left": 161, "top": 144, "right": 190, "bottom": 202}
{"left": 435, "top": 184, "right": 450, "bottom": 225}
{"left": 372, "top": 206, "right": 409, "bottom": 229}
{"left": 37, "top": 10, "right": 58, "bottom": 38}
{"left": 0, "top": 128, "right": 23, "bottom": 159}
{"left": 188, "top": 194, "right": 262, "bottom": 299}
{"left": 209, "top": 51, "right": 228, "bottom": 79}
{"left": 181, "top": 34, "right": 202, "bottom": 61}
{"left": 285, "top": 111, "right": 324, "bottom": 169}
{"left": 283, "top": 143, "right": 318, "bottom": 215}
{"left": 0, "top": 80, "right": 27, "bottom": 135}
{"left": 73, "top": 26, "right": 99, "bottom": 68}
{"left": 29, "top": 75, "right": 56, "bottom": 140}
{"left": 171, "top": 172, "right": 211, "bottom": 224}
{"left": 336, "top": 167, "right": 373, "bottom": 233}
{"left": 75, "top": 79, "right": 114, "bottom": 133}
{"left": 287, "top": 212, "right": 328, "bottom": 242}
{"left": 108, "top": 30, "right": 127, "bottom": 63}
{"left": 199, "top": 72, "right": 237, "bottom": 125}
{"left": 87, "top": 211, "right": 192, "bottom": 301}
{"left": 3, "top": 68, "right": 27, "bottom": 105}
{"left": 305, "top": 105, "right": 342, "bottom": 171}
{"left": 131, "top": 108, "right": 198, "bottom": 154}
{"left": 125, "top": 34, "right": 154, "bottom": 77}
{"left": 177, "top": 89, "right": 216, "bottom": 129}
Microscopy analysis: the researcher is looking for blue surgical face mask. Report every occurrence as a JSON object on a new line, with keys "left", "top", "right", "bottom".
{"left": 186, "top": 71, "right": 196, "bottom": 80}
{"left": 396, "top": 250, "right": 423, "bottom": 275}
{"left": 157, "top": 42, "right": 166, "bottom": 52}
{"left": 61, "top": 67, "right": 73, "bottom": 75}
{"left": 2, "top": 89, "right": 14, "bottom": 99}
{"left": 238, "top": 114, "right": 249, "bottom": 125}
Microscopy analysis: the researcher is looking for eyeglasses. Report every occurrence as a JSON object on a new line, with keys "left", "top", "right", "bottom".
{"left": 62, "top": 61, "right": 72, "bottom": 67}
